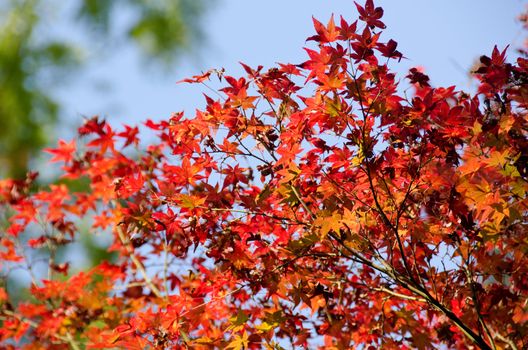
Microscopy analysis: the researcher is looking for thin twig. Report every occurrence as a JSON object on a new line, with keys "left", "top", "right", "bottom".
{"left": 493, "top": 331, "right": 518, "bottom": 350}
{"left": 1, "top": 310, "right": 82, "bottom": 350}
{"left": 115, "top": 225, "right": 163, "bottom": 299}
{"left": 373, "top": 287, "right": 427, "bottom": 302}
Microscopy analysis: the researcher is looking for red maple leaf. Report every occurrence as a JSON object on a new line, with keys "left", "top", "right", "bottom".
{"left": 45, "top": 139, "right": 76, "bottom": 163}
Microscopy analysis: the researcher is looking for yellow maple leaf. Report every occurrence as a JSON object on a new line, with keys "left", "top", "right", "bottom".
{"left": 226, "top": 332, "right": 249, "bottom": 350}
{"left": 313, "top": 211, "right": 342, "bottom": 239}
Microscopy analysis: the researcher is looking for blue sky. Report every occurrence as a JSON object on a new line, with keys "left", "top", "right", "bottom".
{"left": 54, "top": 0, "right": 526, "bottom": 132}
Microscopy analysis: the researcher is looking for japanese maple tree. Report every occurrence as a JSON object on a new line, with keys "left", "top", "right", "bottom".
{"left": 1, "top": 1, "right": 527, "bottom": 349}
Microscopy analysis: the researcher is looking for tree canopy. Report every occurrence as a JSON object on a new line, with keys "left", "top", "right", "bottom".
{"left": 1, "top": 1, "right": 527, "bottom": 348}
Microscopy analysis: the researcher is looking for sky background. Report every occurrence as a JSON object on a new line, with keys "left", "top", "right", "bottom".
{"left": 54, "top": 1, "right": 526, "bottom": 134}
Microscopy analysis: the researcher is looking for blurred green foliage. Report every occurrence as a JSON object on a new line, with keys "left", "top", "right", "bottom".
{"left": 0, "top": 0, "right": 212, "bottom": 178}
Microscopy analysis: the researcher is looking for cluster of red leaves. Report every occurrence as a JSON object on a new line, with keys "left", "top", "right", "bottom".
{"left": 1, "top": 1, "right": 527, "bottom": 349}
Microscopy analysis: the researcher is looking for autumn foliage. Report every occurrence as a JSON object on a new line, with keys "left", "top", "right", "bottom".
{"left": 1, "top": 1, "right": 528, "bottom": 349}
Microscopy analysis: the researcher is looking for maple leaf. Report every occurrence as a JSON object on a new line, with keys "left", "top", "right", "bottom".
{"left": 45, "top": 139, "right": 76, "bottom": 163}
{"left": 307, "top": 15, "right": 339, "bottom": 43}
{"left": 78, "top": 116, "right": 106, "bottom": 135}
{"left": 338, "top": 16, "right": 358, "bottom": 40}
{"left": 115, "top": 171, "right": 145, "bottom": 197}
{"left": 177, "top": 70, "right": 212, "bottom": 84}
{"left": 87, "top": 123, "right": 116, "bottom": 153}
{"left": 377, "top": 39, "right": 403, "bottom": 61}
{"left": 355, "top": 0, "right": 386, "bottom": 29}
{"left": 226, "top": 332, "right": 249, "bottom": 350}
{"left": 407, "top": 67, "right": 430, "bottom": 87}
{"left": 117, "top": 124, "right": 140, "bottom": 148}
{"left": 313, "top": 211, "right": 343, "bottom": 239}
{"left": 176, "top": 193, "right": 206, "bottom": 209}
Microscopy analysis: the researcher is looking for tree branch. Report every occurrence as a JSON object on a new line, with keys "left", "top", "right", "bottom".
{"left": 115, "top": 225, "right": 163, "bottom": 299}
